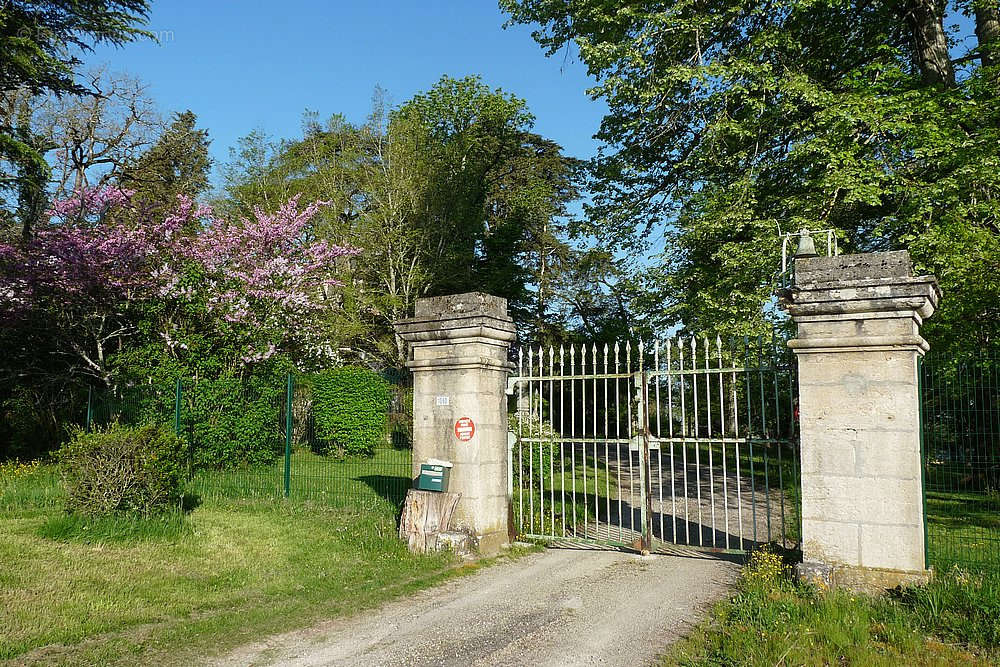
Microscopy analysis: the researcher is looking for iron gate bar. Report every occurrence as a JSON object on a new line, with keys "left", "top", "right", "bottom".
{"left": 717, "top": 337, "right": 730, "bottom": 549}
{"left": 704, "top": 339, "right": 715, "bottom": 547}
{"left": 549, "top": 347, "right": 556, "bottom": 534}
{"left": 641, "top": 357, "right": 654, "bottom": 552}
{"left": 680, "top": 340, "right": 689, "bottom": 544}
{"left": 612, "top": 344, "right": 618, "bottom": 540}
{"left": 744, "top": 339, "right": 758, "bottom": 545}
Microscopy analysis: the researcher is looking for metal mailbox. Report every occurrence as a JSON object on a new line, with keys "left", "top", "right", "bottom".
{"left": 416, "top": 459, "right": 452, "bottom": 492}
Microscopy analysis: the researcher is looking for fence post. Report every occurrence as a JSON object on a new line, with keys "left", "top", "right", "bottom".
{"left": 86, "top": 386, "right": 93, "bottom": 431}
{"left": 918, "top": 355, "right": 929, "bottom": 571}
{"left": 284, "top": 373, "right": 293, "bottom": 498}
{"left": 174, "top": 379, "right": 182, "bottom": 436}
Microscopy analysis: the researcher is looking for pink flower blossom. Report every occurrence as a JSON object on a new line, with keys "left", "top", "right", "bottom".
{"left": 1, "top": 187, "right": 359, "bottom": 371}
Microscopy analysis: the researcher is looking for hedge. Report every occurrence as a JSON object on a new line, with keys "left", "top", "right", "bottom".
{"left": 311, "top": 367, "right": 391, "bottom": 457}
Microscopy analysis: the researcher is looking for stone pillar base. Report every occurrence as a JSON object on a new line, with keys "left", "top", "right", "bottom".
{"left": 475, "top": 530, "right": 510, "bottom": 556}
{"left": 795, "top": 561, "right": 932, "bottom": 594}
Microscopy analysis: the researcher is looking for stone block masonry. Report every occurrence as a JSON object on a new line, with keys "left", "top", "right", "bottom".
{"left": 782, "top": 250, "right": 940, "bottom": 591}
{"left": 394, "top": 293, "right": 517, "bottom": 554}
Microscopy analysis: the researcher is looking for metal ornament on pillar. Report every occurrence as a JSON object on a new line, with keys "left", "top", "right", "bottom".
{"left": 795, "top": 228, "right": 819, "bottom": 258}
{"left": 394, "top": 293, "right": 516, "bottom": 554}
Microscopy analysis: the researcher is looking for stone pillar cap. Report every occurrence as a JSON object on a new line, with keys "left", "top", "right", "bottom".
{"left": 413, "top": 292, "right": 509, "bottom": 318}
{"left": 794, "top": 250, "right": 914, "bottom": 284}
{"left": 782, "top": 251, "right": 941, "bottom": 321}
{"left": 781, "top": 250, "right": 941, "bottom": 354}
{"left": 393, "top": 292, "right": 517, "bottom": 346}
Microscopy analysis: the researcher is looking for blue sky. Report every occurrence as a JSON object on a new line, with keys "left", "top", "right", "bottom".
{"left": 82, "top": 1, "right": 608, "bottom": 184}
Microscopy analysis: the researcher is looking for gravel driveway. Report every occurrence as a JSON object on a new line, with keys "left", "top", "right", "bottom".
{"left": 214, "top": 548, "right": 738, "bottom": 667}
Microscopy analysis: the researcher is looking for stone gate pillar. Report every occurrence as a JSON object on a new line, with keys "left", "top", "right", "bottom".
{"left": 394, "top": 293, "right": 516, "bottom": 554}
{"left": 782, "top": 250, "right": 940, "bottom": 589}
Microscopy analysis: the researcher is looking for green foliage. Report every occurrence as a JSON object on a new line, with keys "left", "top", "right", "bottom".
{"left": 219, "top": 77, "right": 583, "bottom": 363}
{"left": 900, "top": 568, "right": 1000, "bottom": 650}
{"left": 388, "top": 413, "right": 412, "bottom": 449}
{"left": 119, "top": 110, "right": 212, "bottom": 204}
{"left": 105, "top": 340, "right": 291, "bottom": 469}
{"left": 56, "top": 424, "right": 188, "bottom": 518}
{"left": 0, "top": 384, "right": 82, "bottom": 460}
{"left": 310, "top": 367, "right": 391, "bottom": 458}
{"left": 186, "top": 376, "right": 284, "bottom": 468}
{"left": 504, "top": 1, "right": 1000, "bottom": 354}
{"left": 1, "top": 0, "right": 152, "bottom": 238}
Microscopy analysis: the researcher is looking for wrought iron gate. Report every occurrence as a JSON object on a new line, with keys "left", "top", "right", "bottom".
{"left": 510, "top": 335, "right": 800, "bottom": 555}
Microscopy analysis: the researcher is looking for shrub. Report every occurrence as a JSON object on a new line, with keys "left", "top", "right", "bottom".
{"left": 311, "top": 367, "right": 391, "bottom": 457}
{"left": 56, "top": 424, "right": 188, "bottom": 517}
{"left": 185, "top": 376, "right": 283, "bottom": 468}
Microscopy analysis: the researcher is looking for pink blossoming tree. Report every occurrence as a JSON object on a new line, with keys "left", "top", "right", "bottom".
{"left": 0, "top": 187, "right": 358, "bottom": 388}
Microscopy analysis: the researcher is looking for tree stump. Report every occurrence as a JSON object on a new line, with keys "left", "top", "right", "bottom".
{"left": 398, "top": 489, "right": 461, "bottom": 553}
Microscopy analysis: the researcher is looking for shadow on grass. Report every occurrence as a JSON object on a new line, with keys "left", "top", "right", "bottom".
{"left": 357, "top": 474, "right": 412, "bottom": 508}
{"left": 37, "top": 491, "right": 202, "bottom": 544}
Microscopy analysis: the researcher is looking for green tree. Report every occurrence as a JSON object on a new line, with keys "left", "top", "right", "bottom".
{"left": 220, "top": 77, "right": 583, "bottom": 362}
{"left": 119, "top": 110, "right": 211, "bottom": 204}
{"left": 391, "top": 76, "right": 533, "bottom": 300}
{"left": 389, "top": 77, "right": 583, "bottom": 344}
{"left": 503, "top": 0, "right": 1000, "bottom": 354}
{"left": 1, "top": 0, "right": 152, "bottom": 240}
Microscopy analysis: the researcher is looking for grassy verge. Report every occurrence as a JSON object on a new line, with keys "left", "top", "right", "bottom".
{"left": 664, "top": 550, "right": 1000, "bottom": 666}
{"left": 0, "top": 461, "right": 513, "bottom": 666}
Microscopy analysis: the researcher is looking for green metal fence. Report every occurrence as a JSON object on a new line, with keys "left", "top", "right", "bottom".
{"left": 921, "top": 351, "right": 1000, "bottom": 571}
{"left": 86, "top": 371, "right": 413, "bottom": 509}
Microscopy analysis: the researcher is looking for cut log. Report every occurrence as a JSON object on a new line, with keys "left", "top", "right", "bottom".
{"left": 398, "top": 489, "right": 461, "bottom": 554}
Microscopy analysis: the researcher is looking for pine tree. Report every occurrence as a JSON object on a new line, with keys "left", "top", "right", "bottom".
{"left": 120, "top": 111, "right": 211, "bottom": 203}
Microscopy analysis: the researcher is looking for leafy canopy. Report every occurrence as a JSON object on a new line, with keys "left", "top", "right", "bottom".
{"left": 1, "top": 0, "right": 153, "bottom": 239}
{"left": 220, "top": 76, "right": 583, "bottom": 361}
{"left": 503, "top": 0, "right": 1000, "bottom": 353}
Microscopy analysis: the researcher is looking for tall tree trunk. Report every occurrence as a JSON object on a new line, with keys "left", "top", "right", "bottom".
{"left": 903, "top": 0, "right": 956, "bottom": 87}
{"left": 975, "top": 2, "right": 1000, "bottom": 68}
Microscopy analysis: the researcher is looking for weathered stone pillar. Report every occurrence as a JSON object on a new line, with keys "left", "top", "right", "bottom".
{"left": 394, "top": 293, "right": 516, "bottom": 554}
{"left": 782, "top": 250, "right": 940, "bottom": 590}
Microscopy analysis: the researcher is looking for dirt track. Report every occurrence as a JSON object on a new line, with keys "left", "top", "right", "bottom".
{"left": 213, "top": 548, "right": 738, "bottom": 667}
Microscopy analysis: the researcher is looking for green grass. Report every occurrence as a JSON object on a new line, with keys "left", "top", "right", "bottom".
{"left": 664, "top": 550, "right": 1000, "bottom": 666}
{"left": 37, "top": 511, "right": 192, "bottom": 543}
{"left": 514, "top": 447, "right": 619, "bottom": 539}
{"left": 0, "top": 460, "right": 504, "bottom": 666}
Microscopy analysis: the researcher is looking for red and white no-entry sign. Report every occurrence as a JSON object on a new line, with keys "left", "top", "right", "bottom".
{"left": 454, "top": 417, "right": 476, "bottom": 441}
